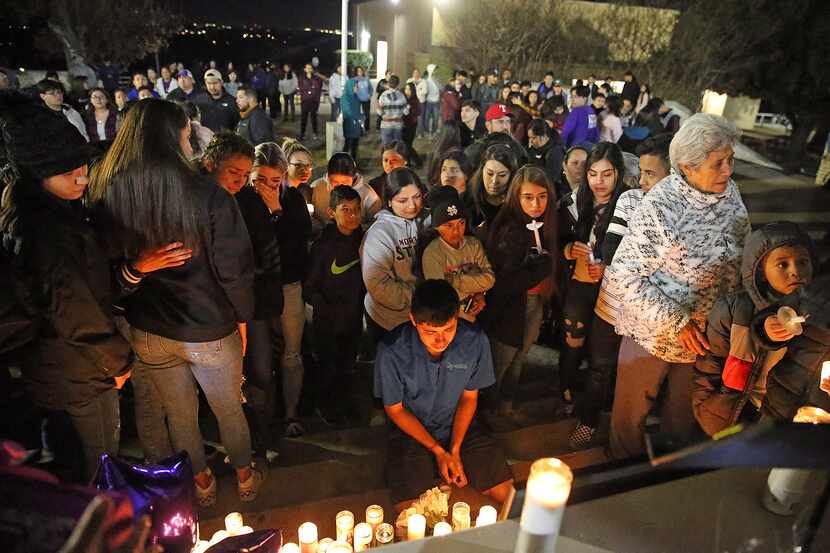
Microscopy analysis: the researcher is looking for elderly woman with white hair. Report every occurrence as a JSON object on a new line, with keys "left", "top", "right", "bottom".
{"left": 604, "top": 113, "right": 750, "bottom": 459}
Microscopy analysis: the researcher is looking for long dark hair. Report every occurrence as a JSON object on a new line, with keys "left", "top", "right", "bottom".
{"left": 88, "top": 99, "right": 201, "bottom": 258}
{"left": 574, "top": 141, "right": 628, "bottom": 251}
{"left": 428, "top": 148, "right": 472, "bottom": 190}
{"left": 487, "top": 164, "right": 558, "bottom": 300}
{"left": 383, "top": 166, "right": 426, "bottom": 209}
{"left": 469, "top": 143, "right": 518, "bottom": 214}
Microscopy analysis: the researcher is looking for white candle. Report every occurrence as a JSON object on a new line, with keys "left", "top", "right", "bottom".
{"left": 238, "top": 526, "right": 253, "bottom": 535}
{"left": 307, "top": 203, "right": 315, "bottom": 214}
{"left": 326, "top": 541, "right": 353, "bottom": 553}
{"left": 224, "top": 512, "right": 244, "bottom": 535}
{"left": 318, "top": 538, "right": 334, "bottom": 552}
{"left": 432, "top": 521, "right": 452, "bottom": 536}
{"left": 821, "top": 361, "right": 830, "bottom": 392}
{"left": 451, "top": 502, "right": 471, "bottom": 531}
{"left": 210, "top": 530, "right": 229, "bottom": 545}
{"left": 375, "top": 523, "right": 394, "bottom": 545}
{"left": 475, "top": 505, "right": 498, "bottom": 527}
{"left": 353, "top": 523, "right": 372, "bottom": 551}
{"left": 407, "top": 513, "right": 426, "bottom": 541}
{"left": 281, "top": 543, "right": 301, "bottom": 553}
{"left": 298, "top": 522, "right": 318, "bottom": 553}
{"left": 335, "top": 510, "right": 355, "bottom": 544}
{"left": 365, "top": 504, "right": 384, "bottom": 528}
{"left": 526, "top": 220, "right": 544, "bottom": 252}
{"left": 518, "top": 458, "right": 572, "bottom": 539}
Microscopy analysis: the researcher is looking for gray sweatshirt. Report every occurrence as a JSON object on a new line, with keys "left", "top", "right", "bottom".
{"left": 361, "top": 210, "right": 421, "bottom": 330}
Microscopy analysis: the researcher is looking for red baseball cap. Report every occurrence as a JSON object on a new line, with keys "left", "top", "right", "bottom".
{"left": 485, "top": 103, "right": 513, "bottom": 122}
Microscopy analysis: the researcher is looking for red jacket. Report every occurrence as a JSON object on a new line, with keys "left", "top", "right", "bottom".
{"left": 440, "top": 87, "right": 460, "bottom": 122}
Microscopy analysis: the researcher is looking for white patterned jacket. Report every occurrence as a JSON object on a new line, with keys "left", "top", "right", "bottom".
{"left": 605, "top": 171, "right": 750, "bottom": 363}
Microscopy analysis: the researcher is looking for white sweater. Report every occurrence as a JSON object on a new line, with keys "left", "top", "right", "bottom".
{"left": 605, "top": 172, "right": 749, "bottom": 363}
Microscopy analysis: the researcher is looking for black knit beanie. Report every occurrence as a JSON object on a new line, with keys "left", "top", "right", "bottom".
{"left": 430, "top": 185, "right": 466, "bottom": 228}
{"left": 0, "top": 90, "right": 93, "bottom": 180}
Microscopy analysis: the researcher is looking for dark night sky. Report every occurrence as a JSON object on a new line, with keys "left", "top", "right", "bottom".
{"left": 180, "top": 0, "right": 344, "bottom": 30}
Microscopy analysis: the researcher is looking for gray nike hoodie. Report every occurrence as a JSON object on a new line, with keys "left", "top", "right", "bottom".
{"left": 362, "top": 210, "right": 421, "bottom": 330}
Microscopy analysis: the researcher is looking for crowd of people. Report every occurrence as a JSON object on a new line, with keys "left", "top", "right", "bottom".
{"left": 1, "top": 56, "right": 828, "bottom": 515}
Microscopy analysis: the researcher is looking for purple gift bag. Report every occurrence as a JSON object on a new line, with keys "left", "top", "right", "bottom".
{"left": 93, "top": 451, "right": 197, "bottom": 553}
{"left": 206, "top": 529, "right": 282, "bottom": 552}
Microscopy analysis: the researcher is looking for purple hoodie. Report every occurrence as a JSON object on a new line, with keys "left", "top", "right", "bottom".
{"left": 561, "top": 104, "right": 599, "bottom": 148}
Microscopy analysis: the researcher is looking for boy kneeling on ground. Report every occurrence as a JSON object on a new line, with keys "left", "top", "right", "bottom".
{"left": 375, "top": 279, "right": 513, "bottom": 511}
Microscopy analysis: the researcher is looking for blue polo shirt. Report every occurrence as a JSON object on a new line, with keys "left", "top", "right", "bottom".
{"left": 374, "top": 321, "right": 495, "bottom": 444}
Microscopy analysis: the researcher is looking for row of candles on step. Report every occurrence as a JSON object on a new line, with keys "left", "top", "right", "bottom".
{"left": 193, "top": 456, "right": 577, "bottom": 553}
{"left": 278, "top": 502, "right": 499, "bottom": 552}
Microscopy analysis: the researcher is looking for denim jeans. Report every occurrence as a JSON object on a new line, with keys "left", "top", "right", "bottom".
{"left": 283, "top": 93, "right": 296, "bottom": 120}
{"left": 280, "top": 282, "right": 305, "bottom": 419}
{"left": 53, "top": 387, "right": 120, "bottom": 482}
{"left": 424, "top": 102, "right": 440, "bottom": 134}
{"left": 115, "top": 316, "right": 173, "bottom": 462}
{"left": 491, "top": 293, "right": 545, "bottom": 403}
{"left": 330, "top": 97, "right": 341, "bottom": 122}
{"left": 246, "top": 317, "right": 279, "bottom": 451}
{"left": 380, "top": 126, "right": 403, "bottom": 148}
{"left": 301, "top": 101, "right": 320, "bottom": 137}
{"left": 129, "top": 327, "right": 252, "bottom": 473}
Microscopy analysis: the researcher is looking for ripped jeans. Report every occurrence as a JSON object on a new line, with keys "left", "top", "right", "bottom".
{"left": 558, "top": 280, "right": 601, "bottom": 396}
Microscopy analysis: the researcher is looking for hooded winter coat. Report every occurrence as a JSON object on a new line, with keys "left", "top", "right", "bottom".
{"left": 362, "top": 210, "right": 423, "bottom": 330}
{"left": 692, "top": 222, "right": 816, "bottom": 436}
{"left": 760, "top": 271, "right": 830, "bottom": 421}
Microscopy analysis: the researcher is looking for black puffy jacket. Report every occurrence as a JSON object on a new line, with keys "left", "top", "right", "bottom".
{"left": 694, "top": 222, "right": 817, "bottom": 434}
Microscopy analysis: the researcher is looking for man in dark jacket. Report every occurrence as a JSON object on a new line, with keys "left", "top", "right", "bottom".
{"left": 298, "top": 63, "right": 324, "bottom": 140}
{"left": 197, "top": 69, "right": 240, "bottom": 133}
{"left": 758, "top": 271, "right": 830, "bottom": 421}
{"left": 166, "top": 69, "right": 200, "bottom": 103}
{"left": 236, "top": 86, "right": 274, "bottom": 146}
{"left": 620, "top": 70, "right": 640, "bottom": 105}
{"left": 459, "top": 100, "right": 486, "bottom": 148}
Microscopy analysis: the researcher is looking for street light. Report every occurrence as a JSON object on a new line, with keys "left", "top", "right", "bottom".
{"left": 341, "top": 0, "right": 348, "bottom": 75}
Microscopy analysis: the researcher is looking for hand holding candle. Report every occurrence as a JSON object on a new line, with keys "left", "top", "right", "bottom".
{"left": 526, "top": 220, "right": 546, "bottom": 254}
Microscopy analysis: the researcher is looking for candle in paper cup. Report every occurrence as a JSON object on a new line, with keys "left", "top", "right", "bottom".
{"left": 407, "top": 513, "right": 426, "bottom": 540}
{"left": 375, "top": 523, "right": 394, "bottom": 545}
{"left": 335, "top": 510, "right": 355, "bottom": 544}
{"left": 326, "top": 541, "right": 353, "bottom": 553}
{"left": 224, "top": 512, "right": 244, "bottom": 535}
{"left": 451, "top": 502, "right": 471, "bottom": 531}
{"left": 318, "top": 538, "right": 334, "bottom": 552}
{"left": 513, "top": 457, "right": 573, "bottom": 553}
{"left": 353, "top": 523, "right": 372, "bottom": 551}
{"left": 432, "top": 522, "right": 452, "bottom": 536}
{"left": 299, "top": 522, "right": 318, "bottom": 553}
{"left": 476, "top": 505, "right": 498, "bottom": 527}
{"left": 281, "top": 544, "right": 301, "bottom": 553}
